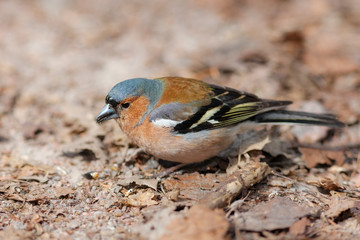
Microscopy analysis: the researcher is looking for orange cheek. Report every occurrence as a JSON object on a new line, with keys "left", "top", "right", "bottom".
{"left": 118, "top": 96, "right": 150, "bottom": 134}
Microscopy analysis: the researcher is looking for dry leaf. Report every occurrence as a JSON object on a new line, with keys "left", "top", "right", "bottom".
{"left": 200, "top": 161, "right": 270, "bottom": 209}
{"left": 226, "top": 129, "right": 271, "bottom": 174}
{"left": 325, "top": 197, "right": 360, "bottom": 219}
{"left": 160, "top": 205, "right": 229, "bottom": 240}
{"left": 300, "top": 148, "right": 332, "bottom": 168}
{"left": 234, "top": 197, "right": 314, "bottom": 231}
{"left": 166, "top": 189, "right": 180, "bottom": 202}
{"left": 133, "top": 206, "right": 181, "bottom": 240}
{"left": 317, "top": 177, "right": 344, "bottom": 191}
{"left": 163, "top": 173, "right": 227, "bottom": 201}
{"left": 289, "top": 217, "right": 311, "bottom": 235}
{"left": 117, "top": 176, "right": 159, "bottom": 190}
{"left": 306, "top": 174, "right": 344, "bottom": 191}
{"left": 122, "top": 189, "right": 158, "bottom": 207}
{"left": 55, "top": 187, "right": 75, "bottom": 198}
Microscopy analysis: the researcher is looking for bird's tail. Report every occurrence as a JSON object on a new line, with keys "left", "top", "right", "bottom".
{"left": 251, "top": 110, "right": 345, "bottom": 128}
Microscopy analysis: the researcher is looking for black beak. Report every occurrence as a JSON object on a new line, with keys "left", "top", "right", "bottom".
{"left": 96, "top": 104, "right": 119, "bottom": 123}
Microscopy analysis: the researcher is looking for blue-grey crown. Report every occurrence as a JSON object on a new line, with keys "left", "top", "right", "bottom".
{"left": 106, "top": 78, "right": 164, "bottom": 124}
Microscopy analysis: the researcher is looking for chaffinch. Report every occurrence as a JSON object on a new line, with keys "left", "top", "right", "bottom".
{"left": 96, "top": 77, "right": 344, "bottom": 164}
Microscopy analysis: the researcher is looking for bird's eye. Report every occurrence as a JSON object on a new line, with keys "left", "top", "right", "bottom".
{"left": 121, "top": 102, "right": 130, "bottom": 109}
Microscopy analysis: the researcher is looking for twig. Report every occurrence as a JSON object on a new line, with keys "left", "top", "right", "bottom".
{"left": 199, "top": 161, "right": 271, "bottom": 209}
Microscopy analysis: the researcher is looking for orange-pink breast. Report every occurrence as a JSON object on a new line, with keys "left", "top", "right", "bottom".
{"left": 120, "top": 115, "right": 240, "bottom": 163}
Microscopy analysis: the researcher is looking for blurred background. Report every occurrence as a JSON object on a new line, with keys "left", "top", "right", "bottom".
{"left": 1, "top": 0, "right": 360, "bottom": 182}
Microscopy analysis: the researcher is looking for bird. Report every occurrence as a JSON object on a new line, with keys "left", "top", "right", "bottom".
{"left": 96, "top": 77, "right": 345, "bottom": 164}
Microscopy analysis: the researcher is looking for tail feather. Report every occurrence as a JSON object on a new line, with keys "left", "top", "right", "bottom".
{"left": 258, "top": 100, "right": 292, "bottom": 112}
{"left": 251, "top": 110, "right": 345, "bottom": 128}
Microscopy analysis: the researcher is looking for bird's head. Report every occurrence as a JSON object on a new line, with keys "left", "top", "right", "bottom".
{"left": 96, "top": 78, "right": 164, "bottom": 124}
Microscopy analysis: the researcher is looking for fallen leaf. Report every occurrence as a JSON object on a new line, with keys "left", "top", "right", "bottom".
{"left": 289, "top": 217, "right": 311, "bottom": 235}
{"left": 163, "top": 173, "right": 227, "bottom": 201}
{"left": 267, "top": 175, "right": 294, "bottom": 188}
{"left": 160, "top": 205, "right": 229, "bottom": 240}
{"left": 241, "top": 131, "right": 271, "bottom": 154}
{"left": 17, "top": 164, "right": 46, "bottom": 179}
{"left": 55, "top": 187, "right": 75, "bottom": 198}
{"left": 166, "top": 189, "right": 180, "bottom": 202}
{"left": 200, "top": 161, "right": 270, "bottom": 209}
{"left": 226, "top": 129, "right": 271, "bottom": 174}
{"left": 133, "top": 206, "right": 181, "bottom": 240}
{"left": 325, "top": 197, "right": 360, "bottom": 219}
{"left": 16, "top": 164, "right": 53, "bottom": 183}
{"left": 122, "top": 189, "right": 159, "bottom": 207}
{"left": 234, "top": 197, "right": 314, "bottom": 231}
{"left": 317, "top": 177, "right": 344, "bottom": 191}
{"left": 263, "top": 140, "right": 299, "bottom": 159}
{"left": 117, "top": 176, "right": 159, "bottom": 190}
{"left": 300, "top": 148, "right": 332, "bottom": 168}
{"left": 6, "top": 194, "right": 25, "bottom": 202}
{"left": 306, "top": 174, "right": 344, "bottom": 191}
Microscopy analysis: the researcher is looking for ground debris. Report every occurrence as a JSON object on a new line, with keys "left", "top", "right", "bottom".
{"left": 232, "top": 197, "right": 315, "bottom": 231}
{"left": 159, "top": 205, "right": 229, "bottom": 240}
{"left": 200, "top": 161, "right": 270, "bottom": 209}
{"left": 1, "top": 0, "right": 359, "bottom": 239}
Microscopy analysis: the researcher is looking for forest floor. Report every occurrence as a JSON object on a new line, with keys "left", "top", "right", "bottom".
{"left": 1, "top": 1, "right": 360, "bottom": 239}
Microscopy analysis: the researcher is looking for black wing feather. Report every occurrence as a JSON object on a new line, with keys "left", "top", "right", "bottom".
{"left": 173, "top": 84, "right": 291, "bottom": 134}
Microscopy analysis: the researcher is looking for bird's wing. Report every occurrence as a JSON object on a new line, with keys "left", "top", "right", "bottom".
{"left": 149, "top": 101, "right": 206, "bottom": 128}
{"left": 149, "top": 83, "right": 291, "bottom": 134}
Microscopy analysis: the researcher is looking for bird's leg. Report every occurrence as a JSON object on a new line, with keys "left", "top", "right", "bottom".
{"left": 155, "top": 163, "right": 188, "bottom": 178}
